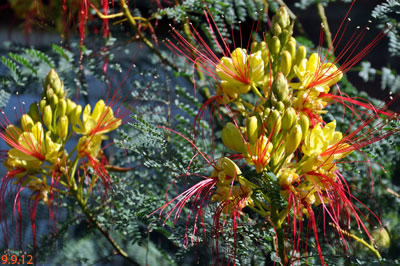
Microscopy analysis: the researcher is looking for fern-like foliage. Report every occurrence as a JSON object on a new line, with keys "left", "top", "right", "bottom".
{"left": 371, "top": 0, "right": 400, "bottom": 57}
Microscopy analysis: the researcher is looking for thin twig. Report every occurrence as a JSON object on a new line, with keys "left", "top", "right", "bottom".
{"left": 386, "top": 187, "right": 400, "bottom": 198}
{"left": 317, "top": 3, "right": 333, "bottom": 49}
{"left": 74, "top": 190, "right": 140, "bottom": 265}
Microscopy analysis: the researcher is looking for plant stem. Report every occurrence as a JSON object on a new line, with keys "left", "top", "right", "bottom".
{"left": 329, "top": 223, "right": 382, "bottom": 261}
{"left": 316, "top": 3, "right": 333, "bottom": 49}
{"left": 271, "top": 203, "right": 287, "bottom": 264}
{"left": 72, "top": 189, "right": 140, "bottom": 265}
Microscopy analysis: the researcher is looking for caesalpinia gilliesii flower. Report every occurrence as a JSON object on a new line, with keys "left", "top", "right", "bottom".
{"left": 157, "top": 2, "right": 400, "bottom": 265}
{"left": 0, "top": 69, "right": 126, "bottom": 254}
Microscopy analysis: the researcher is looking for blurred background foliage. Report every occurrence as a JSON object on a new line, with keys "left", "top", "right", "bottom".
{"left": 0, "top": 0, "right": 399, "bottom": 265}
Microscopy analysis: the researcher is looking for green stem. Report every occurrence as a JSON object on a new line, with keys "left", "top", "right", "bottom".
{"left": 316, "top": 3, "right": 333, "bottom": 49}
{"left": 330, "top": 223, "right": 381, "bottom": 261}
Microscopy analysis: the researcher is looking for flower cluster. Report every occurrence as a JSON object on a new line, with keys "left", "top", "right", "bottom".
{"left": 157, "top": 5, "right": 399, "bottom": 265}
{"left": 0, "top": 69, "right": 123, "bottom": 252}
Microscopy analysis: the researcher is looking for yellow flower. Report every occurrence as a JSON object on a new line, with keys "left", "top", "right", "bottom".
{"left": 210, "top": 157, "right": 242, "bottom": 185}
{"left": 291, "top": 53, "right": 343, "bottom": 120}
{"left": 299, "top": 121, "right": 350, "bottom": 174}
{"left": 73, "top": 100, "right": 121, "bottom": 135}
{"left": 6, "top": 122, "right": 61, "bottom": 171}
{"left": 292, "top": 53, "right": 343, "bottom": 92}
{"left": 216, "top": 48, "right": 264, "bottom": 100}
{"left": 77, "top": 134, "right": 104, "bottom": 159}
{"left": 302, "top": 121, "right": 341, "bottom": 157}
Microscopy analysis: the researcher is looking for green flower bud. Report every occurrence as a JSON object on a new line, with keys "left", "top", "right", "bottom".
{"left": 221, "top": 122, "right": 245, "bottom": 153}
{"left": 70, "top": 105, "right": 82, "bottom": 126}
{"left": 277, "top": 7, "right": 290, "bottom": 29}
{"left": 58, "top": 99, "right": 67, "bottom": 117}
{"left": 279, "top": 29, "right": 290, "bottom": 47}
{"left": 271, "top": 36, "right": 281, "bottom": 55}
{"left": 45, "top": 69, "right": 64, "bottom": 97}
{"left": 263, "top": 107, "right": 271, "bottom": 119}
{"left": 43, "top": 105, "right": 53, "bottom": 129}
{"left": 28, "top": 102, "right": 40, "bottom": 122}
{"left": 50, "top": 94, "right": 59, "bottom": 108}
{"left": 39, "top": 99, "right": 47, "bottom": 113}
{"left": 272, "top": 72, "right": 289, "bottom": 101}
{"left": 66, "top": 98, "right": 76, "bottom": 115}
{"left": 280, "top": 50, "right": 292, "bottom": 77}
{"left": 285, "top": 39, "right": 296, "bottom": 58}
{"left": 246, "top": 116, "right": 260, "bottom": 144}
{"left": 299, "top": 114, "right": 310, "bottom": 140}
{"left": 282, "top": 107, "right": 297, "bottom": 131}
{"left": 272, "top": 23, "right": 282, "bottom": 36}
{"left": 21, "top": 114, "right": 34, "bottom": 132}
{"left": 275, "top": 101, "right": 285, "bottom": 112}
{"left": 295, "top": 46, "right": 307, "bottom": 66}
{"left": 251, "top": 41, "right": 259, "bottom": 52}
{"left": 57, "top": 115, "right": 69, "bottom": 140}
{"left": 46, "top": 86, "right": 54, "bottom": 100}
{"left": 285, "top": 124, "right": 302, "bottom": 155}
{"left": 267, "top": 109, "right": 281, "bottom": 134}
{"left": 371, "top": 228, "right": 391, "bottom": 250}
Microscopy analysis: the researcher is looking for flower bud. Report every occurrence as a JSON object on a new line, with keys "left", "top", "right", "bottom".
{"left": 275, "top": 101, "right": 285, "bottom": 112}
{"left": 282, "top": 107, "right": 297, "bottom": 131}
{"left": 272, "top": 72, "right": 289, "bottom": 101}
{"left": 280, "top": 50, "right": 292, "bottom": 77}
{"left": 221, "top": 122, "right": 245, "bottom": 153}
{"left": 271, "top": 36, "right": 281, "bottom": 55}
{"left": 39, "top": 99, "right": 47, "bottom": 113}
{"left": 43, "top": 105, "right": 53, "bottom": 129}
{"left": 279, "top": 29, "right": 290, "bottom": 47}
{"left": 66, "top": 98, "right": 76, "bottom": 115}
{"left": 277, "top": 7, "right": 290, "bottom": 29}
{"left": 371, "top": 228, "right": 391, "bottom": 250}
{"left": 272, "top": 23, "right": 282, "bottom": 36}
{"left": 299, "top": 114, "right": 310, "bottom": 140}
{"left": 57, "top": 115, "right": 69, "bottom": 140}
{"left": 50, "top": 94, "right": 59, "bottom": 108}
{"left": 251, "top": 41, "right": 260, "bottom": 52}
{"left": 45, "top": 69, "right": 64, "bottom": 97}
{"left": 246, "top": 116, "right": 260, "bottom": 144}
{"left": 46, "top": 86, "right": 54, "bottom": 100}
{"left": 21, "top": 114, "right": 34, "bottom": 132}
{"left": 267, "top": 109, "right": 281, "bottom": 134}
{"left": 263, "top": 107, "right": 271, "bottom": 119}
{"left": 295, "top": 46, "right": 307, "bottom": 66}
{"left": 28, "top": 102, "right": 40, "bottom": 122}
{"left": 285, "top": 124, "right": 302, "bottom": 155}
{"left": 70, "top": 105, "right": 82, "bottom": 126}
{"left": 285, "top": 40, "right": 296, "bottom": 58}
{"left": 58, "top": 99, "right": 67, "bottom": 117}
